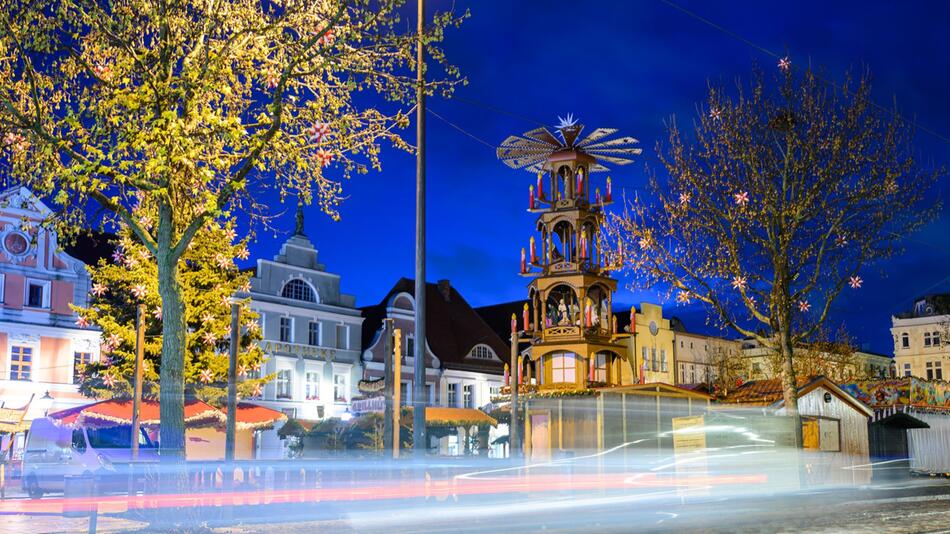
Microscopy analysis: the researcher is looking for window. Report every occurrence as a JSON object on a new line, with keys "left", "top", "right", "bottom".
{"left": 276, "top": 369, "right": 293, "bottom": 399}
{"left": 689, "top": 365, "right": 696, "bottom": 384}
{"left": 931, "top": 332, "right": 942, "bottom": 347}
{"left": 593, "top": 352, "right": 608, "bottom": 382}
{"left": 651, "top": 348, "right": 658, "bottom": 372}
{"left": 0, "top": 273, "right": 4, "bottom": 302}
{"left": 336, "top": 324, "right": 349, "bottom": 350}
{"left": 400, "top": 381, "right": 411, "bottom": 405}
{"left": 463, "top": 384, "right": 474, "bottom": 408}
{"left": 73, "top": 352, "right": 92, "bottom": 383}
{"left": 26, "top": 280, "right": 49, "bottom": 308}
{"left": 904, "top": 363, "right": 912, "bottom": 377}
{"left": 308, "top": 321, "right": 321, "bottom": 346}
{"left": 406, "top": 336, "right": 415, "bottom": 359}
{"left": 660, "top": 350, "right": 668, "bottom": 372}
{"left": 281, "top": 279, "right": 316, "bottom": 302}
{"left": 10, "top": 346, "right": 31, "bottom": 381}
{"left": 489, "top": 385, "right": 501, "bottom": 398}
{"left": 936, "top": 361, "right": 943, "bottom": 381}
{"left": 333, "top": 373, "right": 348, "bottom": 402}
{"left": 447, "top": 383, "right": 458, "bottom": 407}
{"left": 901, "top": 333, "right": 910, "bottom": 348}
{"left": 305, "top": 371, "right": 320, "bottom": 400}
{"left": 469, "top": 345, "right": 495, "bottom": 360}
{"left": 924, "top": 332, "right": 934, "bottom": 347}
{"left": 551, "top": 353, "right": 576, "bottom": 383}
{"left": 425, "top": 383, "right": 434, "bottom": 404}
{"left": 681, "top": 369, "right": 687, "bottom": 384}
{"left": 279, "top": 317, "right": 292, "bottom": 343}
{"left": 752, "top": 362, "right": 762, "bottom": 377}
{"left": 641, "top": 347, "right": 648, "bottom": 371}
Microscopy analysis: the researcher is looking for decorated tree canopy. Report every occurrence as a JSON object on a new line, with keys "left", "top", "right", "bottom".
{"left": 72, "top": 223, "right": 269, "bottom": 406}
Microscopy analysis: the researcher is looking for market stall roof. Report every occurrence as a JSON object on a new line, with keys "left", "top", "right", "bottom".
{"left": 598, "top": 382, "right": 714, "bottom": 400}
{"left": 219, "top": 403, "right": 287, "bottom": 431}
{"left": 722, "top": 376, "right": 873, "bottom": 417}
{"left": 49, "top": 399, "right": 222, "bottom": 428}
{"left": 402, "top": 406, "right": 497, "bottom": 428}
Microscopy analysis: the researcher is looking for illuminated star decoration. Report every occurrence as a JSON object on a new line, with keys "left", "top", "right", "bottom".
{"left": 798, "top": 300, "right": 811, "bottom": 312}
{"left": 123, "top": 255, "right": 137, "bottom": 268}
{"left": 199, "top": 369, "right": 214, "bottom": 384}
{"left": 638, "top": 237, "right": 651, "bottom": 250}
{"left": 308, "top": 122, "right": 331, "bottom": 143}
{"left": 236, "top": 247, "right": 250, "bottom": 260}
{"left": 836, "top": 234, "right": 848, "bottom": 247}
{"left": 153, "top": 306, "right": 163, "bottom": 320}
{"left": 221, "top": 295, "right": 233, "bottom": 309}
{"left": 252, "top": 383, "right": 263, "bottom": 397}
{"left": 778, "top": 56, "right": 791, "bottom": 71}
{"left": 91, "top": 283, "right": 108, "bottom": 297}
{"left": 238, "top": 365, "right": 247, "bottom": 377}
{"left": 131, "top": 284, "right": 148, "bottom": 299}
{"left": 215, "top": 254, "right": 231, "bottom": 269}
{"left": 3, "top": 132, "right": 29, "bottom": 152}
{"left": 224, "top": 227, "right": 237, "bottom": 242}
{"left": 731, "top": 276, "right": 747, "bottom": 291}
{"left": 318, "top": 29, "right": 335, "bottom": 47}
{"left": 202, "top": 331, "right": 216, "bottom": 345}
{"left": 709, "top": 108, "right": 722, "bottom": 121}
{"left": 137, "top": 215, "right": 152, "bottom": 229}
{"left": 675, "top": 291, "right": 691, "bottom": 304}
{"left": 76, "top": 316, "right": 89, "bottom": 328}
{"left": 107, "top": 333, "right": 122, "bottom": 349}
{"left": 316, "top": 150, "right": 333, "bottom": 167}
{"left": 679, "top": 192, "right": 691, "bottom": 205}
{"left": 849, "top": 276, "right": 863, "bottom": 289}
{"left": 734, "top": 191, "right": 749, "bottom": 206}
{"left": 246, "top": 321, "right": 260, "bottom": 333}
{"left": 103, "top": 374, "right": 116, "bottom": 388}
{"left": 239, "top": 281, "right": 252, "bottom": 293}
{"left": 265, "top": 72, "right": 279, "bottom": 90}
{"left": 111, "top": 250, "right": 125, "bottom": 264}
{"left": 201, "top": 313, "right": 215, "bottom": 325}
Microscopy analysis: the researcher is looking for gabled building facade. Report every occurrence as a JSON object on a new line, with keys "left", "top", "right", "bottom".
{"left": 360, "top": 278, "right": 508, "bottom": 455}
{"left": 237, "top": 216, "right": 363, "bottom": 431}
{"left": 892, "top": 294, "right": 949, "bottom": 380}
{"left": 0, "top": 187, "right": 101, "bottom": 421}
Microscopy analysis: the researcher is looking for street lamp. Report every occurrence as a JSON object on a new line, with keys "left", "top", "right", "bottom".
{"left": 38, "top": 391, "right": 54, "bottom": 416}
{"left": 340, "top": 409, "right": 354, "bottom": 422}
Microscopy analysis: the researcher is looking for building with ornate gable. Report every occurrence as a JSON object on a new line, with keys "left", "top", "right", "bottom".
{"left": 0, "top": 187, "right": 102, "bottom": 424}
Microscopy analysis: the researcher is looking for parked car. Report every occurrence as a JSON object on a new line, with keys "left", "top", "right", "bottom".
{"left": 22, "top": 417, "right": 158, "bottom": 498}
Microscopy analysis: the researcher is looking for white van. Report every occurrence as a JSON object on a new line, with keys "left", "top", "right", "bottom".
{"left": 22, "top": 417, "right": 158, "bottom": 498}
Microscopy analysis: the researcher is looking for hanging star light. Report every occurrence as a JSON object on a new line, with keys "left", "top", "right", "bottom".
{"left": 675, "top": 291, "right": 691, "bottom": 304}
{"left": 153, "top": 306, "right": 163, "bottom": 320}
{"left": 849, "top": 276, "right": 863, "bottom": 289}
{"left": 709, "top": 108, "right": 722, "bottom": 120}
{"left": 76, "top": 316, "right": 89, "bottom": 328}
{"left": 103, "top": 374, "right": 116, "bottom": 388}
{"left": 224, "top": 227, "right": 237, "bottom": 242}
{"left": 731, "top": 276, "right": 747, "bottom": 291}
{"left": 91, "top": 283, "right": 107, "bottom": 297}
{"left": 497, "top": 115, "right": 642, "bottom": 174}
{"left": 798, "top": 300, "right": 811, "bottom": 312}
{"left": 107, "top": 332, "right": 122, "bottom": 349}
{"left": 734, "top": 191, "right": 750, "bottom": 206}
{"left": 778, "top": 56, "right": 791, "bottom": 71}
{"left": 202, "top": 331, "right": 217, "bottom": 345}
{"left": 236, "top": 247, "right": 250, "bottom": 260}
{"left": 199, "top": 368, "right": 214, "bottom": 383}
{"left": 252, "top": 383, "right": 263, "bottom": 397}
{"left": 679, "top": 192, "right": 691, "bottom": 205}
{"left": 131, "top": 284, "right": 148, "bottom": 299}
{"left": 238, "top": 365, "right": 247, "bottom": 377}
{"left": 201, "top": 313, "right": 215, "bottom": 325}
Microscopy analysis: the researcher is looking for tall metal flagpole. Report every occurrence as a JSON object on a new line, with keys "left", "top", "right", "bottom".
{"left": 412, "top": 0, "right": 427, "bottom": 455}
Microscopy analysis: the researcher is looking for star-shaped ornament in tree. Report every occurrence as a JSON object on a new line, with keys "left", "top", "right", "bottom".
{"left": 91, "top": 283, "right": 108, "bottom": 297}
{"left": 778, "top": 56, "right": 791, "bottom": 71}
{"left": 153, "top": 306, "right": 163, "bottom": 320}
{"left": 252, "top": 383, "right": 263, "bottom": 398}
{"left": 76, "top": 316, "right": 89, "bottom": 328}
{"left": 849, "top": 276, "right": 863, "bottom": 289}
{"left": 202, "top": 331, "right": 217, "bottom": 345}
{"left": 675, "top": 291, "right": 691, "bottom": 304}
{"left": 201, "top": 313, "right": 215, "bottom": 325}
{"left": 106, "top": 333, "right": 122, "bottom": 350}
{"left": 709, "top": 108, "right": 722, "bottom": 121}
{"left": 111, "top": 250, "right": 125, "bottom": 264}
{"left": 731, "top": 276, "right": 747, "bottom": 291}
{"left": 316, "top": 150, "right": 333, "bottom": 167}
{"left": 236, "top": 247, "right": 250, "bottom": 260}
{"left": 734, "top": 191, "right": 750, "bottom": 206}
{"left": 103, "top": 374, "right": 116, "bottom": 388}
{"left": 131, "top": 284, "right": 148, "bottom": 299}
{"left": 798, "top": 300, "right": 811, "bottom": 312}
{"left": 679, "top": 192, "right": 691, "bottom": 205}
{"left": 199, "top": 368, "right": 214, "bottom": 384}
{"left": 224, "top": 227, "right": 237, "bottom": 242}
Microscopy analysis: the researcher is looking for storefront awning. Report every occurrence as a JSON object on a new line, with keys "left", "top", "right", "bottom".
{"left": 48, "top": 400, "right": 286, "bottom": 431}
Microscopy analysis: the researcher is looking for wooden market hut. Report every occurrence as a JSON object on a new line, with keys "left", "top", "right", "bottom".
{"left": 721, "top": 375, "right": 874, "bottom": 485}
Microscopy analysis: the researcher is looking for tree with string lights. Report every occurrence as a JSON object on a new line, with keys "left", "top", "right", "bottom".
{"left": 606, "top": 62, "right": 941, "bottom": 443}
{"left": 0, "top": 0, "right": 466, "bottom": 470}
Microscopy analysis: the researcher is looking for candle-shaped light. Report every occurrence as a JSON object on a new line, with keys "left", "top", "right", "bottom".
{"left": 585, "top": 298, "right": 592, "bottom": 327}
{"left": 595, "top": 187, "right": 602, "bottom": 205}
{"left": 589, "top": 355, "right": 595, "bottom": 382}
{"left": 579, "top": 230, "right": 588, "bottom": 259}
{"left": 522, "top": 303, "right": 530, "bottom": 332}
{"left": 629, "top": 306, "right": 636, "bottom": 335}
{"left": 606, "top": 176, "right": 613, "bottom": 202}
{"left": 529, "top": 185, "right": 535, "bottom": 210}
{"left": 537, "top": 172, "right": 544, "bottom": 199}
{"left": 520, "top": 248, "right": 527, "bottom": 273}
{"left": 530, "top": 236, "right": 537, "bottom": 264}
{"left": 510, "top": 313, "right": 517, "bottom": 335}
{"left": 576, "top": 169, "right": 584, "bottom": 197}
{"left": 504, "top": 363, "right": 510, "bottom": 386}
{"left": 612, "top": 314, "right": 618, "bottom": 334}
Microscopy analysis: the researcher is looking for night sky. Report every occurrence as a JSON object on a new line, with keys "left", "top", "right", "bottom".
{"left": 245, "top": 0, "right": 950, "bottom": 355}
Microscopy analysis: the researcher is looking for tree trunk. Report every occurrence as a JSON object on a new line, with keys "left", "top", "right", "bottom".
{"left": 155, "top": 204, "right": 187, "bottom": 492}
{"left": 777, "top": 320, "right": 803, "bottom": 449}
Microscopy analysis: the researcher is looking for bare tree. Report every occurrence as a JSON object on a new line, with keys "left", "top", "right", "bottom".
{"left": 606, "top": 64, "right": 941, "bottom": 444}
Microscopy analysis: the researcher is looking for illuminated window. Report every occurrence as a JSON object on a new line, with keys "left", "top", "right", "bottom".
{"left": 551, "top": 353, "right": 577, "bottom": 383}
{"left": 593, "top": 352, "right": 608, "bottom": 382}
{"left": 333, "top": 373, "right": 348, "bottom": 402}
{"left": 280, "top": 279, "right": 316, "bottom": 302}
{"left": 468, "top": 345, "right": 495, "bottom": 360}
{"left": 336, "top": 324, "right": 349, "bottom": 350}
{"left": 660, "top": 350, "right": 668, "bottom": 372}
{"left": 276, "top": 370, "right": 293, "bottom": 399}
{"left": 10, "top": 346, "right": 31, "bottom": 381}
{"left": 463, "top": 384, "right": 474, "bottom": 408}
{"left": 447, "top": 383, "right": 458, "bottom": 407}
{"left": 308, "top": 322, "right": 321, "bottom": 346}
{"left": 305, "top": 372, "right": 320, "bottom": 400}
{"left": 26, "top": 280, "right": 50, "bottom": 308}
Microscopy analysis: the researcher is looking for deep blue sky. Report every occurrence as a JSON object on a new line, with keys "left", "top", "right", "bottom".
{"left": 246, "top": 0, "right": 950, "bottom": 355}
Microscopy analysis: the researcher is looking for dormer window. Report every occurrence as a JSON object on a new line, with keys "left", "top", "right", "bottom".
{"left": 26, "top": 279, "right": 50, "bottom": 308}
{"left": 281, "top": 279, "right": 316, "bottom": 303}
{"left": 468, "top": 344, "right": 495, "bottom": 360}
